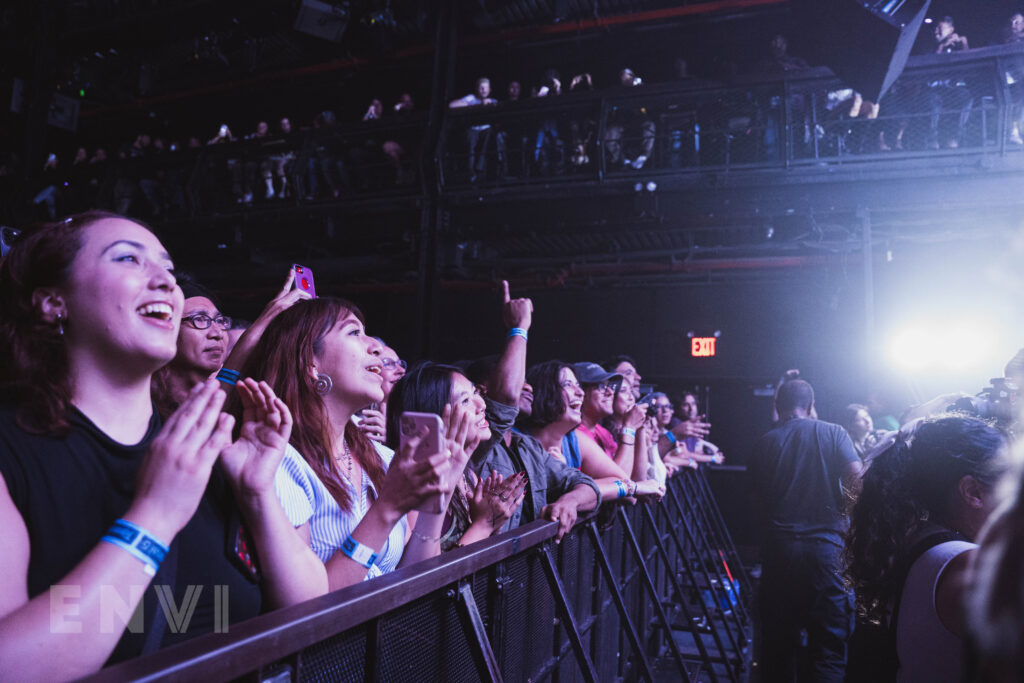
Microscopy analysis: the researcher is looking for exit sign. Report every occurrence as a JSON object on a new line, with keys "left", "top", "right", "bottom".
{"left": 691, "top": 337, "right": 717, "bottom": 357}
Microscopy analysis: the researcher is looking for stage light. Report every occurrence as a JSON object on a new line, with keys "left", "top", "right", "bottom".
{"left": 887, "top": 319, "right": 1000, "bottom": 375}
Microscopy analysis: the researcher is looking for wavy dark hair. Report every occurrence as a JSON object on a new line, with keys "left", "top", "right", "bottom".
{"left": 232, "top": 297, "right": 385, "bottom": 514}
{"left": 385, "top": 361, "right": 464, "bottom": 450}
{"left": 0, "top": 210, "right": 150, "bottom": 435}
{"left": 845, "top": 416, "right": 1006, "bottom": 624}
{"left": 521, "top": 359, "right": 572, "bottom": 429}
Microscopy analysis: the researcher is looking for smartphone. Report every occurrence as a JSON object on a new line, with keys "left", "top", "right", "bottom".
{"left": 293, "top": 264, "right": 317, "bottom": 298}
{"left": 400, "top": 412, "right": 446, "bottom": 514}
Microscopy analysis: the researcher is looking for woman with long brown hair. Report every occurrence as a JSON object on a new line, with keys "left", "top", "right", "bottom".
{"left": 237, "top": 297, "right": 463, "bottom": 589}
{"left": 0, "top": 211, "right": 323, "bottom": 679}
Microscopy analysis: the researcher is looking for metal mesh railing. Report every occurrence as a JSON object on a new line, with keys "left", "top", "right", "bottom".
{"left": 86, "top": 465, "right": 752, "bottom": 683}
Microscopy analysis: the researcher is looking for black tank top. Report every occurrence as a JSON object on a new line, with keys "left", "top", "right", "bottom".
{"left": 0, "top": 407, "right": 262, "bottom": 664}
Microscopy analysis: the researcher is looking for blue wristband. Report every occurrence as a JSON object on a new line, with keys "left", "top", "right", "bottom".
{"left": 216, "top": 368, "right": 241, "bottom": 386}
{"left": 341, "top": 535, "right": 379, "bottom": 569}
{"left": 614, "top": 480, "right": 627, "bottom": 499}
{"left": 508, "top": 327, "right": 528, "bottom": 341}
{"left": 663, "top": 431, "right": 677, "bottom": 445}
{"left": 621, "top": 427, "right": 636, "bottom": 439}
{"left": 102, "top": 519, "right": 170, "bottom": 576}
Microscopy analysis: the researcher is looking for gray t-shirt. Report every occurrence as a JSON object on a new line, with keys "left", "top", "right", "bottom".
{"left": 749, "top": 417, "right": 859, "bottom": 543}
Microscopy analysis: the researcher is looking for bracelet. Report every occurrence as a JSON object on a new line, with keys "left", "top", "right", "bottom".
{"left": 216, "top": 367, "right": 241, "bottom": 386}
{"left": 620, "top": 438, "right": 635, "bottom": 446}
{"left": 663, "top": 431, "right": 677, "bottom": 445}
{"left": 614, "top": 480, "right": 628, "bottom": 498}
{"left": 508, "top": 327, "right": 529, "bottom": 341}
{"left": 102, "top": 519, "right": 170, "bottom": 577}
{"left": 621, "top": 427, "right": 636, "bottom": 438}
{"left": 340, "top": 535, "right": 379, "bottom": 569}
{"left": 410, "top": 528, "right": 444, "bottom": 543}
{"left": 628, "top": 480, "right": 638, "bottom": 497}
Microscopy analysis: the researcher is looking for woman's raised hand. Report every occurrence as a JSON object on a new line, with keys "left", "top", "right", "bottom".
{"left": 128, "top": 379, "right": 235, "bottom": 541}
{"left": 223, "top": 267, "right": 313, "bottom": 371}
{"left": 624, "top": 403, "right": 648, "bottom": 430}
{"left": 379, "top": 427, "right": 451, "bottom": 515}
{"left": 218, "top": 378, "right": 294, "bottom": 503}
{"left": 357, "top": 408, "right": 387, "bottom": 443}
{"left": 672, "top": 416, "right": 712, "bottom": 439}
{"left": 442, "top": 403, "right": 479, "bottom": 490}
{"left": 469, "top": 470, "right": 527, "bottom": 530}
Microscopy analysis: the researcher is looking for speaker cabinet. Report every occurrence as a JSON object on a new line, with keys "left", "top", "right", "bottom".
{"left": 794, "top": 0, "right": 932, "bottom": 101}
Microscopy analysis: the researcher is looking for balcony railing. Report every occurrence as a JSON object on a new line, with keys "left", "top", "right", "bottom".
{"left": 23, "top": 43, "right": 1024, "bottom": 225}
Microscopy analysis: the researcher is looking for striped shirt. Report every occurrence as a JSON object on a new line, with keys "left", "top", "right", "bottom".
{"left": 274, "top": 441, "right": 408, "bottom": 580}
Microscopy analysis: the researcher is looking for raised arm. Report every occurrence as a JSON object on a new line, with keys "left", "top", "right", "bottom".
{"left": 222, "top": 268, "right": 312, "bottom": 373}
{"left": 489, "top": 280, "right": 532, "bottom": 405}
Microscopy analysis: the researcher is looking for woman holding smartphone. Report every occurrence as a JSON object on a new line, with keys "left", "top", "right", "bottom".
{"left": 0, "top": 211, "right": 324, "bottom": 679}
{"left": 237, "top": 298, "right": 461, "bottom": 590}
{"left": 385, "top": 362, "right": 527, "bottom": 550}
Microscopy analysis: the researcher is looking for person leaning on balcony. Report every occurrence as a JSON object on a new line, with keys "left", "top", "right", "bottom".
{"left": 449, "top": 77, "right": 498, "bottom": 182}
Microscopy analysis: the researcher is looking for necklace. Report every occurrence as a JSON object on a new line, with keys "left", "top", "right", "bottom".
{"left": 334, "top": 439, "right": 353, "bottom": 482}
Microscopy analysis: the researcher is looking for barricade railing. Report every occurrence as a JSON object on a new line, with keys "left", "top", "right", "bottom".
{"left": 85, "top": 467, "right": 751, "bottom": 683}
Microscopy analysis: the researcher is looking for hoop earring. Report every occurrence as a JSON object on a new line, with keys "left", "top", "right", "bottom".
{"left": 314, "top": 373, "right": 333, "bottom": 395}
{"left": 55, "top": 313, "right": 65, "bottom": 337}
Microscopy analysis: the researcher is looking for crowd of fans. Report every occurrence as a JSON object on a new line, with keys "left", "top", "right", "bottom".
{"left": 1, "top": 210, "right": 1024, "bottom": 681}
{"left": 18, "top": 92, "right": 421, "bottom": 223}
{"left": 0, "top": 210, "right": 734, "bottom": 677}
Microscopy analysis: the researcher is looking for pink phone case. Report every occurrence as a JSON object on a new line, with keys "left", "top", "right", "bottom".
{"left": 399, "top": 412, "right": 446, "bottom": 514}
{"left": 293, "top": 264, "right": 316, "bottom": 298}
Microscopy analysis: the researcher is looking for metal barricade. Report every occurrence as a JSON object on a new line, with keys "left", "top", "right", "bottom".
{"left": 85, "top": 466, "right": 752, "bottom": 683}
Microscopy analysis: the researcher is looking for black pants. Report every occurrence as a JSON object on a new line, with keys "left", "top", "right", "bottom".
{"left": 760, "top": 536, "right": 853, "bottom": 683}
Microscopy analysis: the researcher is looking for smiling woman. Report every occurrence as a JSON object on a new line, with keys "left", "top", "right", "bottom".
{"left": 0, "top": 211, "right": 325, "bottom": 680}
{"left": 519, "top": 360, "right": 664, "bottom": 503}
{"left": 236, "top": 298, "right": 459, "bottom": 591}
{"left": 384, "top": 362, "right": 523, "bottom": 552}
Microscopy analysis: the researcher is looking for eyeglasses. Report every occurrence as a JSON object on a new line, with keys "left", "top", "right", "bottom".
{"left": 182, "top": 313, "right": 232, "bottom": 330}
{"left": 656, "top": 404, "right": 674, "bottom": 411}
{"left": 585, "top": 382, "right": 616, "bottom": 393}
{"left": 381, "top": 357, "right": 407, "bottom": 371}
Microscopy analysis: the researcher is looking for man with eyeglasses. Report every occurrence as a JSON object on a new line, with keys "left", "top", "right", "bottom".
{"left": 358, "top": 341, "right": 407, "bottom": 443}
{"left": 152, "top": 277, "right": 230, "bottom": 416}
{"left": 573, "top": 362, "right": 624, "bottom": 462}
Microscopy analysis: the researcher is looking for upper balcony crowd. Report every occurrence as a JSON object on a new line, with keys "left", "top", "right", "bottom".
{"left": 7, "top": 13, "right": 1024, "bottom": 225}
